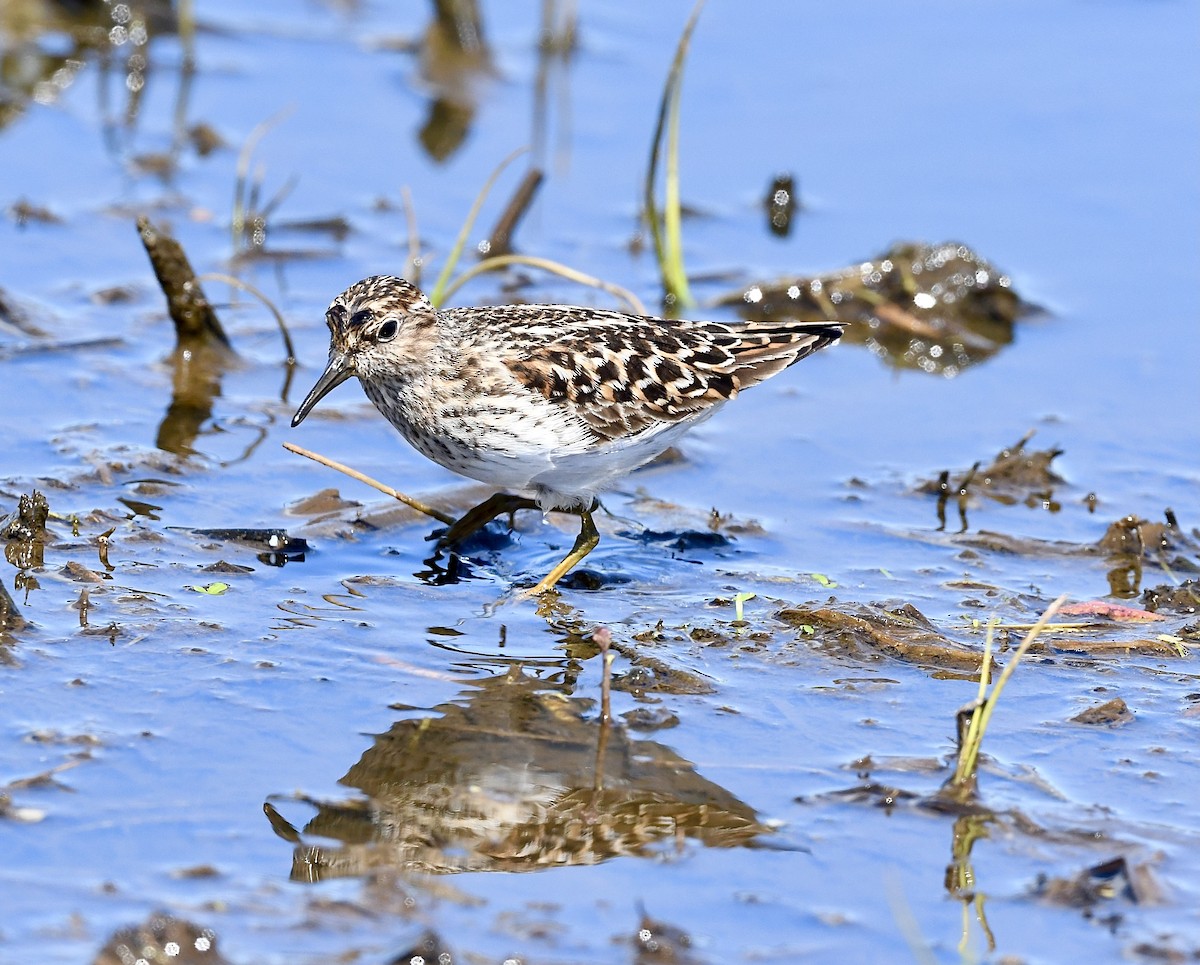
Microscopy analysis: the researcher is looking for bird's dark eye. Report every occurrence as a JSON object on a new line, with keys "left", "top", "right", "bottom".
{"left": 377, "top": 319, "right": 399, "bottom": 341}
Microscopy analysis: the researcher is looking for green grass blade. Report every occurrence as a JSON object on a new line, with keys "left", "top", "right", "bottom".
{"left": 644, "top": 0, "right": 704, "bottom": 308}
{"left": 428, "top": 146, "right": 529, "bottom": 308}
{"left": 951, "top": 618, "right": 995, "bottom": 788}
{"left": 952, "top": 595, "right": 1067, "bottom": 793}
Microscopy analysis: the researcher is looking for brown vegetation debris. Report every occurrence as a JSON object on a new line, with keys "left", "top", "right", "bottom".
{"left": 917, "top": 430, "right": 1065, "bottom": 527}
{"left": 720, "top": 240, "right": 1034, "bottom": 375}
{"left": 386, "top": 931, "right": 452, "bottom": 965}
{"left": 1069, "top": 697, "right": 1134, "bottom": 726}
{"left": 943, "top": 510, "right": 1197, "bottom": 608}
{"left": 0, "top": 581, "right": 25, "bottom": 633}
{"left": 1034, "top": 637, "right": 1188, "bottom": 658}
{"left": 0, "top": 285, "right": 50, "bottom": 338}
{"left": 777, "top": 602, "right": 985, "bottom": 672}
{"left": 1141, "top": 580, "right": 1200, "bottom": 615}
{"left": 94, "top": 913, "right": 228, "bottom": 965}
{"left": 286, "top": 488, "right": 364, "bottom": 517}
{"left": 187, "top": 123, "right": 226, "bottom": 156}
{"left": 198, "top": 561, "right": 255, "bottom": 574}
{"left": 633, "top": 907, "right": 702, "bottom": 964}
{"left": 1100, "top": 510, "right": 1197, "bottom": 563}
{"left": 1034, "top": 855, "right": 1162, "bottom": 907}
{"left": 922, "top": 430, "right": 1064, "bottom": 498}
{"left": 61, "top": 561, "right": 105, "bottom": 583}
{"left": 2, "top": 491, "right": 49, "bottom": 571}
{"left": 1, "top": 490, "right": 49, "bottom": 542}
{"left": 8, "top": 197, "right": 62, "bottom": 226}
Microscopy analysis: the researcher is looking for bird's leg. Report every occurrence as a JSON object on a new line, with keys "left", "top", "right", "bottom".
{"left": 528, "top": 504, "right": 600, "bottom": 595}
{"left": 432, "top": 492, "right": 539, "bottom": 549}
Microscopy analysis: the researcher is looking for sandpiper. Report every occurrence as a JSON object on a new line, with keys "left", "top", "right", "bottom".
{"left": 292, "top": 275, "right": 842, "bottom": 593}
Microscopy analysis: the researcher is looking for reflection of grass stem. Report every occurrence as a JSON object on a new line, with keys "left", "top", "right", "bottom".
{"left": 949, "top": 813, "right": 996, "bottom": 958}
{"left": 400, "top": 186, "right": 422, "bottom": 284}
{"left": 948, "top": 595, "right": 1067, "bottom": 795}
{"left": 198, "top": 272, "right": 295, "bottom": 363}
{"left": 883, "top": 868, "right": 939, "bottom": 965}
{"left": 593, "top": 627, "right": 615, "bottom": 726}
{"left": 428, "top": 146, "right": 529, "bottom": 307}
{"left": 232, "top": 107, "right": 294, "bottom": 251}
{"left": 644, "top": 1, "right": 704, "bottom": 308}
{"left": 440, "top": 254, "right": 646, "bottom": 314}
{"left": 178, "top": 0, "right": 195, "bottom": 64}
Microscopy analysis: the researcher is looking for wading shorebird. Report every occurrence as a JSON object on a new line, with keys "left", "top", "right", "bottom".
{"left": 292, "top": 276, "right": 842, "bottom": 594}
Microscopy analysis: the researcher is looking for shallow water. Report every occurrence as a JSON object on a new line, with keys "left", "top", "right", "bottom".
{"left": 2, "top": 2, "right": 1198, "bottom": 962}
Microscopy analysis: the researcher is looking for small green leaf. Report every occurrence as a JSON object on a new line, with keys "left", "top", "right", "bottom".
{"left": 811, "top": 573, "right": 837, "bottom": 588}
{"left": 193, "top": 582, "right": 230, "bottom": 595}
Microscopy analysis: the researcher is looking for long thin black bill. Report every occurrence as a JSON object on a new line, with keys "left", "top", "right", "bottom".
{"left": 291, "top": 354, "right": 354, "bottom": 427}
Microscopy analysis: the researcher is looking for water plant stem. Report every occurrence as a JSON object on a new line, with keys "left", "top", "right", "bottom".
{"left": 950, "top": 594, "right": 1068, "bottom": 792}
{"left": 282, "top": 442, "right": 455, "bottom": 525}
{"left": 644, "top": 0, "right": 704, "bottom": 308}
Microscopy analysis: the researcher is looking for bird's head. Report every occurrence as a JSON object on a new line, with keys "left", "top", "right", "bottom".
{"left": 291, "top": 275, "right": 435, "bottom": 427}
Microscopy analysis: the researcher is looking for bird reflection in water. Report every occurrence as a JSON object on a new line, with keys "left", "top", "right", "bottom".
{"left": 264, "top": 664, "right": 771, "bottom": 880}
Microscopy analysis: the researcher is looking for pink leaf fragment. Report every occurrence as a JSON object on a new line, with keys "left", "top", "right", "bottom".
{"left": 1058, "top": 601, "right": 1165, "bottom": 622}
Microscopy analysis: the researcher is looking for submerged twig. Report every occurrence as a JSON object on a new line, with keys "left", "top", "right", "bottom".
{"left": 282, "top": 442, "right": 455, "bottom": 525}
{"left": 484, "top": 167, "right": 544, "bottom": 257}
{"left": 136, "top": 216, "right": 231, "bottom": 351}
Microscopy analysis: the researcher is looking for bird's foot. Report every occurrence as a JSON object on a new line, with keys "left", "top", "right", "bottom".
{"left": 429, "top": 492, "right": 539, "bottom": 550}
{"left": 519, "top": 508, "right": 601, "bottom": 597}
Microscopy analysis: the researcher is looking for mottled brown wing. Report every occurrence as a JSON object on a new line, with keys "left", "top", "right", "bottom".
{"left": 502, "top": 308, "right": 843, "bottom": 441}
